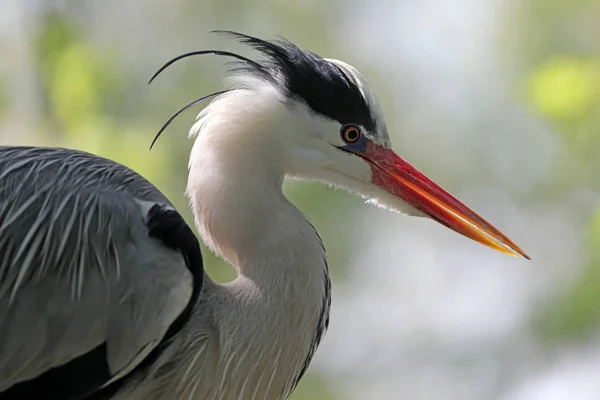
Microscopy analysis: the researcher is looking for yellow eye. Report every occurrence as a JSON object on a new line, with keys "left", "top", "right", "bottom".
{"left": 341, "top": 125, "right": 361, "bottom": 144}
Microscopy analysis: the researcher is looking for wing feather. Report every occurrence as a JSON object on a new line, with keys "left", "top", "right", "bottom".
{"left": 0, "top": 146, "right": 202, "bottom": 398}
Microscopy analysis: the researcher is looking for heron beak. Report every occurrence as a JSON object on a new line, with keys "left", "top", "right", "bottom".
{"left": 361, "top": 142, "right": 530, "bottom": 259}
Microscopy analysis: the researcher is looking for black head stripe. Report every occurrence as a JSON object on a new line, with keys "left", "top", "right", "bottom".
{"left": 215, "top": 31, "right": 377, "bottom": 132}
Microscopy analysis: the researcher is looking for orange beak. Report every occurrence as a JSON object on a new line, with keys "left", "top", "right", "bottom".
{"left": 361, "top": 142, "right": 530, "bottom": 259}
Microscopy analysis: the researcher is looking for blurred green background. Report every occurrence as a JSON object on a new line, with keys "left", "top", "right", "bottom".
{"left": 1, "top": 0, "right": 600, "bottom": 399}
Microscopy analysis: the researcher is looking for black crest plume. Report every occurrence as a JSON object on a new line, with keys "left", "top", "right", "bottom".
{"left": 149, "top": 30, "right": 376, "bottom": 149}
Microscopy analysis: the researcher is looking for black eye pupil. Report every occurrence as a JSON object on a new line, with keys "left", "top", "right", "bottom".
{"left": 342, "top": 125, "right": 361, "bottom": 143}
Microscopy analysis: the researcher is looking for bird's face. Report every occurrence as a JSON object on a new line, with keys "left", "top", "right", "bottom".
{"left": 284, "top": 100, "right": 527, "bottom": 259}
{"left": 279, "top": 60, "right": 528, "bottom": 259}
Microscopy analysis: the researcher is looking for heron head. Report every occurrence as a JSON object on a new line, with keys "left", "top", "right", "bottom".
{"left": 151, "top": 31, "right": 529, "bottom": 260}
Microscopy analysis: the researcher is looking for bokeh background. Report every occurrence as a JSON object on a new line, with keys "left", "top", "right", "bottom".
{"left": 1, "top": 0, "right": 600, "bottom": 399}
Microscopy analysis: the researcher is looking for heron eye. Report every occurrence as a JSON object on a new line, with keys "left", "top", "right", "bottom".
{"left": 341, "top": 125, "right": 361, "bottom": 144}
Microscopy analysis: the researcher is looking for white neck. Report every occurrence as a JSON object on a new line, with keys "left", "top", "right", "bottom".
{"left": 185, "top": 87, "right": 329, "bottom": 296}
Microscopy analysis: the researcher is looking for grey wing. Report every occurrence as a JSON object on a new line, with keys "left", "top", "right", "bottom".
{"left": 0, "top": 147, "right": 203, "bottom": 398}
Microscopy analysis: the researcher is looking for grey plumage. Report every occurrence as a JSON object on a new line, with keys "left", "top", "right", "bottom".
{"left": 0, "top": 147, "right": 198, "bottom": 397}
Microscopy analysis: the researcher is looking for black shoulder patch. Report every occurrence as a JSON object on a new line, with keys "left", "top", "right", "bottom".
{"left": 145, "top": 204, "right": 204, "bottom": 290}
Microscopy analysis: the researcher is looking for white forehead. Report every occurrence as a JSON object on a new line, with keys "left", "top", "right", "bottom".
{"left": 325, "top": 59, "right": 390, "bottom": 147}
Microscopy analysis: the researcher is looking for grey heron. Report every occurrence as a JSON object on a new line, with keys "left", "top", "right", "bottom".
{"left": 0, "top": 31, "right": 529, "bottom": 400}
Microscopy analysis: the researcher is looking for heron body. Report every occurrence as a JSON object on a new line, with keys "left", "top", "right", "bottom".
{"left": 0, "top": 32, "right": 528, "bottom": 400}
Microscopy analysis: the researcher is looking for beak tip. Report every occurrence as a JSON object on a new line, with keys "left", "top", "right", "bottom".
{"left": 508, "top": 245, "right": 530, "bottom": 260}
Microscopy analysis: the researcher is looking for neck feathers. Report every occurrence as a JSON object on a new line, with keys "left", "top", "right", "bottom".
{"left": 180, "top": 81, "right": 331, "bottom": 400}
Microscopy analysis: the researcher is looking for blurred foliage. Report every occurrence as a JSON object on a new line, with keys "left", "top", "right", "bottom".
{"left": 289, "top": 373, "right": 336, "bottom": 400}
{"left": 0, "top": 77, "right": 6, "bottom": 119}
{"left": 35, "top": 14, "right": 121, "bottom": 134}
{"left": 523, "top": 0, "right": 600, "bottom": 348}
{"left": 528, "top": 56, "right": 600, "bottom": 121}
{"left": 527, "top": 55, "right": 600, "bottom": 160}
{"left": 523, "top": 0, "right": 600, "bottom": 165}
{"left": 535, "top": 208, "right": 600, "bottom": 343}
